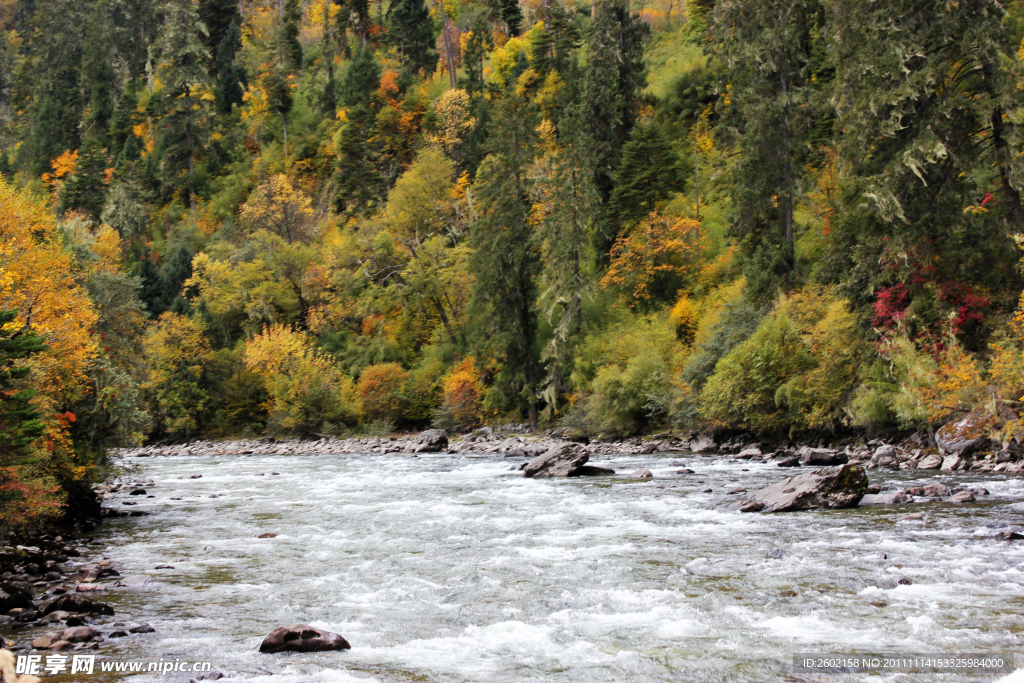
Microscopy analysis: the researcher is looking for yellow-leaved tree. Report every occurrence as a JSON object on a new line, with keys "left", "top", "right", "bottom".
{"left": 244, "top": 325, "right": 361, "bottom": 434}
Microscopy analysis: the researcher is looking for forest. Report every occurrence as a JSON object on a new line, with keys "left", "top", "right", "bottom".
{"left": 2, "top": 0, "right": 1024, "bottom": 526}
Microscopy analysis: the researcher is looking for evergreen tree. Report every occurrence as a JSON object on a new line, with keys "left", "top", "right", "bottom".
{"left": 214, "top": 20, "right": 246, "bottom": 113}
{"left": 154, "top": 0, "right": 212, "bottom": 208}
{"left": 59, "top": 140, "right": 109, "bottom": 218}
{"left": 488, "top": 0, "right": 523, "bottom": 35}
{"left": 468, "top": 91, "right": 540, "bottom": 427}
{"left": 0, "top": 310, "right": 47, "bottom": 468}
{"left": 333, "top": 104, "right": 384, "bottom": 215}
{"left": 822, "top": 0, "right": 1024, "bottom": 310}
{"left": 387, "top": 0, "right": 437, "bottom": 75}
{"left": 711, "top": 0, "right": 828, "bottom": 301}
{"left": 608, "top": 121, "right": 683, "bottom": 227}
{"left": 581, "top": 0, "right": 649, "bottom": 259}
{"left": 340, "top": 45, "right": 381, "bottom": 108}
{"left": 81, "top": 0, "right": 116, "bottom": 149}
{"left": 462, "top": 14, "right": 493, "bottom": 96}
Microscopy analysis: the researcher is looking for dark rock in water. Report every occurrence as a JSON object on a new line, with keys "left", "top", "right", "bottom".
{"left": 129, "top": 623, "right": 155, "bottom": 633}
{"left": 129, "top": 489, "right": 147, "bottom": 496}
{"left": 996, "top": 530, "right": 1024, "bottom": 540}
{"left": 860, "top": 491, "right": 914, "bottom": 505}
{"left": 734, "top": 464, "right": 868, "bottom": 513}
{"left": 936, "top": 410, "right": 992, "bottom": 455}
{"left": 675, "top": 468, "right": 695, "bottom": 474}
{"left": 866, "top": 485, "right": 881, "bottom": 494}
{"left": 154, "top": 565, "right": 174, "bottom": 569}
{"left": 43, "top": 594, "right": 114, "bottom": 616}
{"left": 689, "top": 434, "right": 717, "bottom": 453}
{"left": 776, "top": 456, "right": 801, "bottom": 468}
{"left": 411, "top": 429, "right": 448, "bottom": 453}
{"left": 259, "top": 624, "right": 351, "bottom": 653}
{"left": 523, "top": 443, "right": 614, "bottom": 478}
{"left": 576, "top": 465, "right": 615, "bottom": 475}
{"left": 629, "top": 468, "right": 653, "bottom": 479}
{"left": 189, "top": 671, "right": 224, "bottom": 681}
{"left": 798, "top": 447, "right": 848, "bottom": 467}
{"left": 897, "top": 577, "right": 913, "bottom": 585}
{"left": 258, "top": 533, "right": 277, "bottom": 538}
{"left": 0, "top": 582, "right": 35, "bottom": 612}
{"left": 108, "top": 630, "right": 128, "bottom": 638}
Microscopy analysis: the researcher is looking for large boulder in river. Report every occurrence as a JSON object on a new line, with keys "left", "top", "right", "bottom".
{"left": 733, "top": 464, "right": 868, "bottom": 513}
{"left": 936, "top": 410, "right": 992, "bottom": 455}
{"left": 0, "top": 582, "right": 35, "bottom": 612}
{"left": 42, "top": 594, "right": 114, "bottom": 616}
{"left": 259, "top": 624, "right": 351, "bottom": 653}
{"left": 523, "top": 443, "right": 614, "bottom": 478}
{"left": 688, "top": 433, "right": 717, "bottom": 453}
{"left": 410, "top": 429, "right": 448, "bottom": 453}
{"left": 798, "top": 447, "right": 847, "bottom": 467}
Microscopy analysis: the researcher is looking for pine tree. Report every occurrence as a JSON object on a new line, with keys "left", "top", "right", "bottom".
{"left": 340, "top": 45, "right": 381, "bottom": 108}
{"left": 581, "top": 0, "right": 649, "bottom": 259}
{"left": 462, "top": 14, "right": 493, "bottom": 96}
{"left": 214, "top": 20, "right": 247, "bottom": 113}
{"left": 0, "top": 310, "right": 47, "bottom": 468}
{"left": 154, "top": 0, "right": 212, "bottom": 208}
{"left": 468, "top": 91, "right": 540, "bottom": 427}
{"left": 333, "top": 104, "right": 384, "bottom": 215}
{"left": 608, "top": 121, "right": 683, "bottom": 227}
{"left": 711, "top": 0, "right": 828, "bottom": 301}
{"left": 387, "top": 0, "right": 437, "bottom": 75}
{"left": 59, "top": 140, "right": 108, "bottom": 218}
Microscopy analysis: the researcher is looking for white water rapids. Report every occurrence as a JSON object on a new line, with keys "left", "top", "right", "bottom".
{"left": 72, "top": 451, "right": 1024, "bottom": 681}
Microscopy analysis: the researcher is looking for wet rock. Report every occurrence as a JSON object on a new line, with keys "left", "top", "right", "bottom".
{"left": 949, "top": 490, "right": 975, "bottom": 503}
{"left": 916, "top": 454, "right": 943, "bottom": 469}
{"left": 941, "top": 454, "right": 965, "bottom": 471}
{"left": 258, "top": 533, "right": 277, "bottom": 539}
{"left": 689, "top": 434, "right": 717, "bottom": 453}
{"left": 116, "top": 576, "right": 152, "bottom": 588}
{"left": 108, "top": 630, "right": 128, "bottom": 638}
{"left": 996, "top": 530, "right": 1024, "bottom": 540}
{"left": 40, "top": 611, "right": 71, "bottom": 624}
{"left": 411, "top": 429, "right": 448, "bottom": 453}
{"left": 734, "top": 464, "right": 868, "bottom": 513}
{"left": 675, "top": 468, "right": 695, "bottom": 474}
{"left": 47, "top": 640, "right": 72, "bottom": 651}
{"left": 860, "top": 491, "right": 914, "bottom": 505}
{"left": 43, "top": 594, "right": 115, "bottom": 616}
{"left": 32, "top": 633, "right": 57, "bottom": 649}
{"left": 0, "top": 582, "right": 35, "bottom": 613}
{"left": 60, "top": 626, "right": 100, "bottom": 642}
{"left": 865, "top": 485, "right": 881, "bottom": 494}
{"left": 798, "top": 447, "right": 847, "bottom": 467}
{"left": 523, "top": 443, "right": 614, "bottom": 478}
{"left": 734, "top": 500, "right": 764, "bottom": 512}
{"left": 129, "top": 623, "right": 155, "bottom": 633}
{"left": 776, "top": 456, "right": 801, "bottom": 468}
{"left": 629, "top": 468, "right": 653, "bottom": 479}
{"left": 129, "top": 489, "right": 147, "bottom": 496}
{"left": 905, "top": 484, "right": 950, "bottom": 497}
{"left": 936, "top": 410, "right": 992, "bottom": 455}
{"left": 734, "top": 448, "right": 762, "bottom": 460}
{"left": 75, "top": 583, "right": 106, "bottom": 592}
{"left": 154, "top": 565, "right": 174, "bottom": 569}
{"left": 575, "top": 465, "right": 616, "bottom": 475}
{"left": 873, "top": 444, "right": 897, "bottom": 460}
{"left": 505, "top": 447, "right": 527, "bottom": 458}
{"left": 259, "top": 624, "right": 351, "bottom": 653}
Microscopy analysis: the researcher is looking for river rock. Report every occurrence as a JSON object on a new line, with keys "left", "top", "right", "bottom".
{"left": 798, "top": 447, "right": 848, "bottom": 467}
{"left": 733, "top": 464, "right": 868, "bottom": 513}
{"left": 950, "top": 490, "right": 975, "bottom": 503}
{"left": 905, "top": 484, "right": 950, "bottom": 497}
{"left": 689, "top": 434, "right": 717, "bottom": 453}
{"left": 523, "top": 443, "right": 614, "bottom": 478}
{"left": 0, "top": 582, "right": 35, "bottom": 613}
{"left": 936, "top": 411, "right": 991, "bottom": 455}
{"left": 941, "top": 454, "right": 965, "bottom": 471}
{"left": 916, "top": 454, "right": 943, "bottom": 469}
{"left": 873, "top": 444, "right": 897, "bottom": 460}
{"left": 735, "top": 448, "right": 762, "bottom": 460}
{"left": 629, "top": 468, "right": 653, "bottom": 479}
{"left": 259, "top": 624, "right": 351, "bottom": 653}
{"left": 411, "top": 429, "right": 448, "bottom": 453}
{"left": 76, "top": 583, "right": 106, "bottom": 592}
{"left": 32, "top": 633, "right": 57, "bottom": 649}
{"left": 860, "top": 490, "right": 914, "bottom": 505}
{"left": 43, "top": 594, "right": 115, "bottom": 616}
{"left": 776, "top": 456, "right": 801, "bottom": 467}
{"left": 60, "top": 626, "right": 100, "bottom": 643}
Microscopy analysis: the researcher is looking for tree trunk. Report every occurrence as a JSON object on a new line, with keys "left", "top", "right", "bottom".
{"left": 991, "top": 106, "right": 1024, "bottom": 224}
{"left": 185, "top": 86, "right": 195, "bottom": 210}
{"left": 779, "top": 46, "right": 793, "bottom": 255}
{"left": 282, "top": 114, "right": 288, "bottom": 168}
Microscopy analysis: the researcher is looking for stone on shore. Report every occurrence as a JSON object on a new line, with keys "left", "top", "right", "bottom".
{"left": 522, "top": 443, "right": 614, "bottom": 478}
{"left": 733, "top": 464, "right": 868, "bottom": 513}
{"left": 936, "top": 411, "right": 991, "bottom": 455}
{"left": 259, "top": 624, "right": 351, "bottom": 653}
{"left": 776, "top": 456, "right": 801, "bottom": 467}
{"left": 60, "top": 626, "right": 100, "bottom": 643}
{"left": 916, "top": 454, "right": 943, "bottom": 469}
{"left": 411, "top": 429, "right": 448, "bottom": 453}
{"left": 689, "top": 434, "right": 717, "bottom": 453}
{"left": 798, "top": 447, "right": 848, "bottom": 467}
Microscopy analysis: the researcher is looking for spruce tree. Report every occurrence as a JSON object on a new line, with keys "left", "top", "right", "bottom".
{"left": 154, "top": 0, "right": 212, "bottom": 208}
{"left": 468, "top": 91, "right": 540, "bottom": 427}
{"left": 333, "top": 104, "right": 384, "bottom": 215}
{"left": 0, "top": 310, "right": 47, "bottom": 468}
{"left": 581, "top": 0, "right": 649, "bottom": 259}
{"left": 340, "top": 46, "right": 381, "bottom": 108}
{"left": 387, "top": 0, "right": 437, "bottom": 75}
{"left": 608, "top": 121, "right": 683, "bottom": 227}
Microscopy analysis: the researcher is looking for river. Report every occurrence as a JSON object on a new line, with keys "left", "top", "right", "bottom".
{"left": 51, "top": 451, "right": 1024, "bottom": 681}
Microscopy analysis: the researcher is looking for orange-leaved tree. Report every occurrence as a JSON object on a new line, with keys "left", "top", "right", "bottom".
{"left": 356, "top": 362, "right": 410, "bottom": 425}
{"left": 600, "top": 211, "right": 701, "bottom": 305}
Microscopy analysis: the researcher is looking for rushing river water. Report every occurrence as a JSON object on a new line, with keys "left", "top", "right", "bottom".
{"left": 31, "top": 451, "right": 1024, "bottom": 681}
